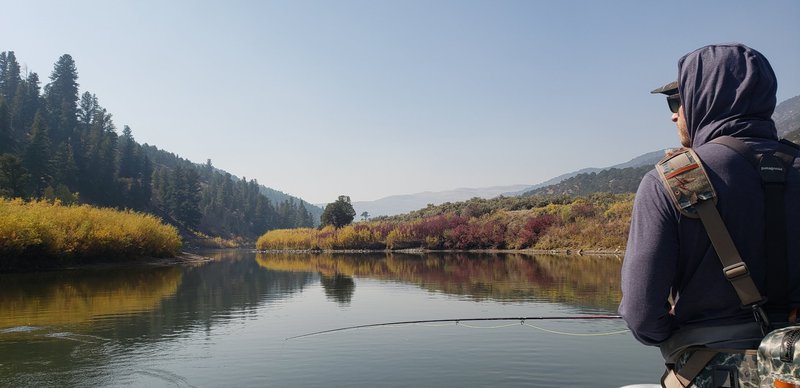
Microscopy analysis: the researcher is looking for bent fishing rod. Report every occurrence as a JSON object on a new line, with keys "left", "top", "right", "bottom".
{"left": 286, "top": 315, "right": 623, "bottom": 340}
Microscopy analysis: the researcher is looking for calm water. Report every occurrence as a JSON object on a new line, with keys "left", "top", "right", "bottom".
{"left": 0, "top": 251, "right": 663, "bottom": 387}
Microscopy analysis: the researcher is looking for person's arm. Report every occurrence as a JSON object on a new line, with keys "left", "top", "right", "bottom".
{"left": 619, "top": 171, "right": 679, "bottom": 345}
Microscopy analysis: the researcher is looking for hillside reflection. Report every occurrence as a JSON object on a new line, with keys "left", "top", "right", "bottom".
{"left": 255, "top": 252, "right": 622, "bottom": 310}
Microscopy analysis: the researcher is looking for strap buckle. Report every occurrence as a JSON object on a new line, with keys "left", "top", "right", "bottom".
{"left": 723, "top": 262, "right": 749, "bottom": 280}
{"left": 751, "top": 304, "right": 772, "bottom": 335}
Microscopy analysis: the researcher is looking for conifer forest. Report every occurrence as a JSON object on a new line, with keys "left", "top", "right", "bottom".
{"left": 0, "top": 51, "right": 316, "bottom": 242}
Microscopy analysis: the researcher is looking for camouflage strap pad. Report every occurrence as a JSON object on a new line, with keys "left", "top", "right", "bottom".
{"left": 655, "top": 148, "right": 717, "bottom": 219}
{"left": 670, "top": 349, "right": 760, "bottom": 388}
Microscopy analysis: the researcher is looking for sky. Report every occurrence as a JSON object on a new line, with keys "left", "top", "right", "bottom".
{"left": 2, "top": 1, "right": 799, "bottom": 204}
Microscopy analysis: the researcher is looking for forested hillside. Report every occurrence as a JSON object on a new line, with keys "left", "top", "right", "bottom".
{"left": 523, "top": 166, "right": 652, "bottom": 197}
{"left": 0, "top": 51, "right": 317, "bottom": 242}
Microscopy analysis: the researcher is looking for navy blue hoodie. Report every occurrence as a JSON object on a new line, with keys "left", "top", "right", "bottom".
{"left": 619, "top": 44, "right": 800, "bottom": 347}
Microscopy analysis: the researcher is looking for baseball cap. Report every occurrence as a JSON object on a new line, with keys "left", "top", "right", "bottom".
{"left": 650, "top": 81, "right": 678, "bottom": 95}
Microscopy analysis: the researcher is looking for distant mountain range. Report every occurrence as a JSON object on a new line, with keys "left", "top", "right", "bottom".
{"left": 356, "top": 94, "right": 800, "bottom": 217}
{"left": 775, "top": 95, "right": 800, "bottom": 138}
{"left": 353, "top": 152, "right": 666, "bottom": 218}
{"left": 352, "top": 185, "right": 530, "bottom": 219}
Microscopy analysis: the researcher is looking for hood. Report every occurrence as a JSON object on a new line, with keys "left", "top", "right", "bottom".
{"left": 677, "top": 43, "right": 778, "bottom": 148}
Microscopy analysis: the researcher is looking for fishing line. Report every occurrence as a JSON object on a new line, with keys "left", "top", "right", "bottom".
{"left": 521, "top": 322, "right": 630, "bottom": 337}
{"left": 285, "top": 315, "right": 623, "bottom": 340}
{"left": 456, "top": 322, "right": 521, "bottom": 330}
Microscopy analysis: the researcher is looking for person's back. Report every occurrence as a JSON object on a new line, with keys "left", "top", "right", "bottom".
{"left": 619, "top": 43, "right": 800, "bottom": 386}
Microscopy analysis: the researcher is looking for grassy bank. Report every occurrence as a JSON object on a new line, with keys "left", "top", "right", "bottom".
{"left": 0, "top": 198, "right": 182, "bottom": 271}
{"left": 257, "top": 193, "right": 633, "bottom": 252}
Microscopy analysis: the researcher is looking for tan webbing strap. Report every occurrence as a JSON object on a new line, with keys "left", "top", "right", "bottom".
{"left": 656, "top": 148, "right": 765, "bottom": 308}
{"left": 661, "top": 349, "right": 718, "bottom": 388}
{"left": 694, "top": 200, "right": 764, "bottom": 307}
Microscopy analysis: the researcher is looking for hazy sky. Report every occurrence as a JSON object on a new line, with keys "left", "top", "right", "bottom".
{"left": 3, "top": 1, "right": 799, "bottom": 204}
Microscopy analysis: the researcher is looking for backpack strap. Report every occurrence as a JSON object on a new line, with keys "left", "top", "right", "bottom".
{"left": 710, "top": 136, "right": 797, "bottom": 310}
{"left": 656, "top": 148, "right": 766, "bottom": 310}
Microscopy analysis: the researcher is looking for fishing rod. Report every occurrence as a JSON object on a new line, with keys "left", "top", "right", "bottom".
{"left": 286, "top": 315, "right": 623, "bottom": 340}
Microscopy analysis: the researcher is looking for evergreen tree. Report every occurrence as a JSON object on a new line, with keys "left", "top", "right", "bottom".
{"left": 0, "top": 153, "right": 29, "bottom": 198}
{"left": 45, "top": 54, "right": 79, "bottom": 145}
{"left": 297, "top": 203, "right": 314, "bottom": 227}
{"left": 77, "top": 91, "right": 97, "bottom": 132}
{"left": 79, "top": 103, "right": 118, "bottom": 205}
{"left": 51, "top": 142, "right": 78, "bottom": 190}
{"left": 118, "top": 125, "right": 136, "bottom": 178}
{"left": 23, "top": 111, "right": 52, "bottom": 196}
{"left": 169, "top": 164, "right": 201, "bottom": 228}
{"left": 0, "top": 51, "right": 20, "bottom": 102}
{"left": 11, "top": 72, "right": 42, "bottom": 146}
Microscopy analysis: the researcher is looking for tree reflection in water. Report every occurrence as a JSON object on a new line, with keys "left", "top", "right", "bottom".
{"left": 255, "top": 252, "right": 623, "bottom": 310}
{"left": 320, "top": 273, "right": 356, "bottom": 305}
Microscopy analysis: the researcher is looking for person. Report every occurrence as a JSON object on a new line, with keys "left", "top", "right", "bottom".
{"left": 619, "top": 43, "right": 800, "bottom": 386}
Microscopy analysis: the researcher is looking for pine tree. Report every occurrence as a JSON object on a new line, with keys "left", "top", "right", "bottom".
{"left": 45, "top": 54, "right": 79, "bottom": 145}
{"left": 118, "top": 125, "right": 136, "bottom": 178}
{"left": 76, "top": 102, "right": 119, "bottom": 205}
{"left": 77, "top": 91, "right": 97, "bottom": 132}
{"left": 168, "top": 164, "right": 201, "bottom": 228}
{"left": 23, "top": 111, "right": 52, "bottom": 196}
{"left": 51, "top": 142, "right": 78, "bottom": 190}
{"left": 0, "top": 154, "right": 30, "bottom": 198}
{"left": 11, "top": 72, "right": 42, "bottom": 146}
{"left": 0, "top": 51, "right": 20, "bottom": 102}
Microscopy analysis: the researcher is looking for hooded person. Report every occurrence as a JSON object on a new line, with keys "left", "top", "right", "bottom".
{"left": 619, "top": 43, "right": 800, "bottom": 386}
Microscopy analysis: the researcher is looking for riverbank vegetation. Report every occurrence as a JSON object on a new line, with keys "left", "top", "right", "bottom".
{"left": 0, "top": 198, "right": 182, "bottom": 270}
{"left": 256, "top": 193, "right": 633, "bottom": 252}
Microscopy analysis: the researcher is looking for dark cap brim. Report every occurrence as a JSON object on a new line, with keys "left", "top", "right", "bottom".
{"left": 650, "top": 81, "right": 678, "bottom": 95}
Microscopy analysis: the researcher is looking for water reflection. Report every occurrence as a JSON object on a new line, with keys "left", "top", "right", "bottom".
{"left": 320, "top": 273, "right": 356, "bottom": 305}
{"left": 0, "top": 251, "right": 642, "bottom": 387}
{"left": 0, "top": 251, "right": 315, "bottom": 387}
{"left": 0, "top": 266, "right": 183, "bottom": 328}
{"left": 256, "top": 252, "right": 623, "bottom": 310}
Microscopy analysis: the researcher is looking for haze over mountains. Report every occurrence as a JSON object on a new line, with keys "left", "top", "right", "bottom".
{"left": 351, "top": 152, "right": 665, "bottom": 218}
{"left": 354, "top": 94, "right": 800, "bottom": 218}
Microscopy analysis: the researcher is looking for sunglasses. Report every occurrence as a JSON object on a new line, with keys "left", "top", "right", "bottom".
{"left": 667, "top": 94, "right": 681, "bottom": 113}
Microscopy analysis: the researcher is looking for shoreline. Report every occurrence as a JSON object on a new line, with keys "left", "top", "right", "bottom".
{"left": 0, "top": 252, "right": 216, "bottom": 274}
{"left": 65, "top": 251, "right": 217, "bottom": 270}
{"left": 1, "top": 247, "right": 624, "bottom": 274}
{"left": 256, "top": 247, "right": 624, "bottom": 257}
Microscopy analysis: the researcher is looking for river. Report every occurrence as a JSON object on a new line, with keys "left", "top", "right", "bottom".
{"left": 0, "top": 250, "right": 663, "bottom": 387}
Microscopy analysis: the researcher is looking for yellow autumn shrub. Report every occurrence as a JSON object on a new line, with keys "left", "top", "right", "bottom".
{"left": 0, "top": 198, "right": 181, "bottom": 265}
